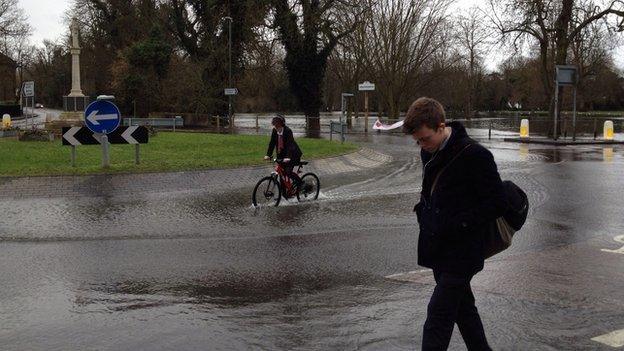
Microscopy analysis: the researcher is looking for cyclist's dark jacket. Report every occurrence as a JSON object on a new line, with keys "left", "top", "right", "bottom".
{"left": 266, "top": 126, "right": 302, "bottom": 160}
{"left": 414, "top": 122, "right": 507, "bottom": 275}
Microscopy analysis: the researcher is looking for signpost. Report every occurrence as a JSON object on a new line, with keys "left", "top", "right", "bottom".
{"left": 224, "top": 88, "right": 238, "bottom": 96}
{"left": 358, "top": 81, "right": 375, "bottom": 133}
{"left": 224, "top": 88, "right": 238, "bottom": 131}
{"left": 83, "top": 99, "right": 122, "bottom": 168}
{"left": 22, "top": 81, "right": 35, "bottom": 128}
{"left": 23, "top": 81, "right": 34, "bottom": 97}
{"left": 62, "top": 126, "right": 149, "bottom": 167}
{"left": 339, "top": 93, "right": 354, "bottom": 143}
{"left": 554, "top": 65, "right": 578, "bottom": 141}
{"left": 84, "top": 100, "right": 121, "bottom": 134}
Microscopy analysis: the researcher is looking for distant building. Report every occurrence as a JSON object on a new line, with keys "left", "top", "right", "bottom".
{"left": 0, "top": 53, "right": 17, "bottom": 103}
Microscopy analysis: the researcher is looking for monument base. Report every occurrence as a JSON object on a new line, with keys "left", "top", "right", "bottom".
{"left": 58, "top": 111, "right": 83, "bottom": 121}
{"left": 63, "top": 95, "right": 90, "bottom": 112}
{"left": 46, "top": 115, "right": 83, "bottom": 135}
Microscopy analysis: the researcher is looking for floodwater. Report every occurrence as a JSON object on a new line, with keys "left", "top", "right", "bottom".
{"left": 1, "top": 120, "right": 623, "bottom": 350}
{"left": 232, "top": 112, "right": 624, "bottom": 140}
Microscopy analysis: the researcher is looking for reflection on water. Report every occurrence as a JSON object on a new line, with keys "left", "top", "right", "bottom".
{"left": 77, "top": 271, "right": 375, "bottom": 309}
{"left": 519, "top": 144, "right": 529, "bottom": 161}
{"left": 603, "top": 147, "right": 614, "bottom": 163}
{"left": 526, "top": 147, "right": 622, "bottom": 163}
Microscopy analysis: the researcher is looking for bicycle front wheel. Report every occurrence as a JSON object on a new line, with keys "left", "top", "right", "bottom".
{"left": 253, "top": 176, "right": 281, "bottom": 207}
{"left": 297, "top": 173, "right": 320, "bottom": 202}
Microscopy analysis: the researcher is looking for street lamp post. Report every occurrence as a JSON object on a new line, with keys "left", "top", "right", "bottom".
{"left": 224, "top": 16, "right": 233, "bottom": 132}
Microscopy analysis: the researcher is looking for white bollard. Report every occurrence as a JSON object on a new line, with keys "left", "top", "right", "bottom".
{"left": 604, "top": 120, "right": 614, "bottom": 140}
{"left": 2, "top": 114, "right": 11, "bottom": 128}
{"left": 520, "top": 119, "right": 529, "bottom": 138}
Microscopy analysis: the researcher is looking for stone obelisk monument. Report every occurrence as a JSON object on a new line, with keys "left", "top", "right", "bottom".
{"left": 68, "top": 18, "right": 84, "bottom": 98}
{"left": 60, "top": 18, "right": 89, "bottom": 120}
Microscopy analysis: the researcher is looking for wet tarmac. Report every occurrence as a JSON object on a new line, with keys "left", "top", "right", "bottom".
{"left": 1, "top": 125, "right": 624, "bottom": 350}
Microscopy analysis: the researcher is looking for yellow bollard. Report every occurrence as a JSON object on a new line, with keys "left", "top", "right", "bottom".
{"left": 2, "top": 114, "right": 11, "bottom": 128}
{"left": 604, "top": 120, "right": 614, "bottom": 140}
{"left": 520, "top": 118, "right": 529, "bottom": 138}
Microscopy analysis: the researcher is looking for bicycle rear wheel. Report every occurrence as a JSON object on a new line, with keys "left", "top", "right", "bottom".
{"left": 297, "top": 173, "right": 320, "bottom": 202}
{"left": 252, "top": 176, "right": 281, "bottom": 207}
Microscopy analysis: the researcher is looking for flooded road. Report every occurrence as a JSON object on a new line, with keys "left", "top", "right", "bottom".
{"left": 1, "top": 127, "right": 624, "bottom": 350}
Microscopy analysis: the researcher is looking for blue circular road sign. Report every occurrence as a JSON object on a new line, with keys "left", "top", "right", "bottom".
{"left": 84, "top": 100, "right": 121, "bottom": 134}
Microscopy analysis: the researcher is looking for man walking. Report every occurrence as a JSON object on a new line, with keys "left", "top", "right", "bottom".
{"left": 403, "top": 97, "right": 507, "bottom": 350}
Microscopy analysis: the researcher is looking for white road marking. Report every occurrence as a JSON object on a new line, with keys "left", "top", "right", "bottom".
{"left": 601, "top": 235, "right": 624, "bottom": 255}
{"left": 385, "top": 269, "right": 431, "bottom": 279}
{"left": 592, "top": 328, "right": 624, "bottom": 348}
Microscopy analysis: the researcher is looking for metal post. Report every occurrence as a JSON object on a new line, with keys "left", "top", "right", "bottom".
{"left": 135, "top": 144, "right": 140, "bottom": 165}
{"left": 101, "top": 132, "right": 110, "bottom": 168}
{"left": 572, "top": 86, "right": 577, "bottom": 141}
{"left": 226, "top": 16, "right": 233, "bottom": 133}
{"left": 347, "top": 100, "right": 352, "bottom": 128}
{"left": 364, "top": 91, "right": 369, "bottom": 133}
{"left": 30, "top": 95, "right": 35, "bottom": 129}
{"left": 340, "top": 96, "right": 345, "bottom": 143}
{"left": 340, "top": 93, "right": 353, "bottom": 142}
{"left": 593, "top": 118, "right": 598, "bottom": 140}
{"left": 255, "top": 115, "right": 259, "bottom": 129}
{"left": 25, "top": 96, "right": 29, "bottom": 129}
{"left": 489, "top": 121, "right": 492, "bottom": 140}
{"left": 71, "top": 146, "right": 76, "bottom": 167}
{"left": 553, "top": 84, "right": 559, "bottom": 140}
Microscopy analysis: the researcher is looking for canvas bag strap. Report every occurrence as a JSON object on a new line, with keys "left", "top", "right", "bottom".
{"left": 430, "top": 144, "right": 472, "bottom": 197}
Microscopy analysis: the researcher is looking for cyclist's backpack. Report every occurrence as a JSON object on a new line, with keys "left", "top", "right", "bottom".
{"left": 483, "top": 180, "right": 529, "bottom": 258}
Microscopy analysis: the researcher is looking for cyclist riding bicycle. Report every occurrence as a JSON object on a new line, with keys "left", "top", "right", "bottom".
{"left": 264, "top": 115, "right": 303, "bottom": 188}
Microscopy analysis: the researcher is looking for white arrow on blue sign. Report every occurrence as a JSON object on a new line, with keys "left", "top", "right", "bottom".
{"left": 84, "top": 100, "right": 121, "bottom": 134}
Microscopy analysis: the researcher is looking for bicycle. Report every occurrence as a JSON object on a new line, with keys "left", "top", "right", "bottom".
{"left": 252, "top": 159, "right": 321, "bottom": 207}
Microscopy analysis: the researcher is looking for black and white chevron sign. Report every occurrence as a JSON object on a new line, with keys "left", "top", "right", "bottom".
{"left": 62, "top": 126, "right": 149, "bottom": 146}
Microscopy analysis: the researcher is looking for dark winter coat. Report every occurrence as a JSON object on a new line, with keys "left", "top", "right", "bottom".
{"left": 414, "top": 122, "right": 507, "bottom": 275}
{"left": 266, "top": 126, "right": 303, "bottom": 160}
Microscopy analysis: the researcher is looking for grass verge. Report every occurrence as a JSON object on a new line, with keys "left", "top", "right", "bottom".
{"left": 0, "top": 132, "right": 359, "bottom": 176}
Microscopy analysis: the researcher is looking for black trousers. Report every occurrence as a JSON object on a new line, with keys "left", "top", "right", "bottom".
{"left": 283, "top": 158, "right": 301, "bottom": 184}
{"left": 422, "top": 270, "right": 491, "bottom": 351}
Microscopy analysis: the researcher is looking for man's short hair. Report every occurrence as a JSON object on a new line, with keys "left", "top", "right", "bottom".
{"left": 403, "top": 97, "right": 446, "bottom": 134}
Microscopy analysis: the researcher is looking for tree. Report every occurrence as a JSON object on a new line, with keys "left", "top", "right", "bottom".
{"left": 165, "top": 0, "right": 267, "bottom": 116}
{"left": 111, "top": 26, "right": 172, "bottom": 116}
{"left": 270, "top": 0, "right": 363, "bottom": 133}
{"left": 356, "top": 0, "right": 451, "bottom": 119}
{"left": 71, "top": 0, "right": 166, "bottom": 101}
{"left": 490, "top": 0, "right": 624, "bottom": 127}
{"left": 26, "top": 41, "right": 70, "bottom": 108}
{"left": 0, "top": 0, "right": 32, "bottom": 101}
{"left": 238, "top": 26, "right": 298, "bottom": 112}
{"left": 0, "top": 0, "right": 30, "bottom": 43}
{"left": 456, "top": 7, "right": 491, "bottom": 118}
{"left": 569, "top": 20, "right": 621, "bottom": 109}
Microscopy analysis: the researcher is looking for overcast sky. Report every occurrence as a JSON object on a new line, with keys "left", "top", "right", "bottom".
{"left": 17, "top": 0, "right": 624, "bottom": 71}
